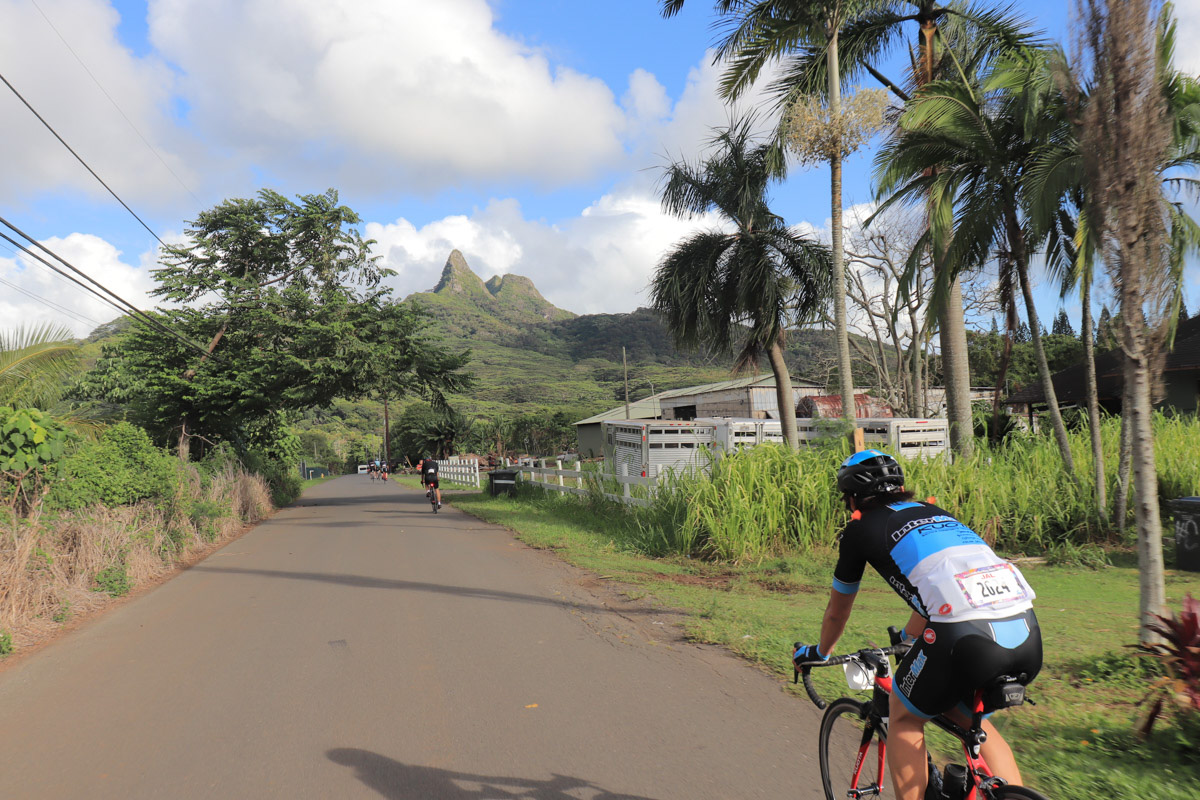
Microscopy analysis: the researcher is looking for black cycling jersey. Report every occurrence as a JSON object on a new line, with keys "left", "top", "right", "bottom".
{"left": 833, "top": 500, "right": 1035, "bottom": 622}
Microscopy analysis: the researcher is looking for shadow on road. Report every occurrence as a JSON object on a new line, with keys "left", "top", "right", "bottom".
{"left": 190, "top": 565, "right": 662, "bottom": 617}
{"left": 327, "top": 748, "right": 659, "bottom": 799}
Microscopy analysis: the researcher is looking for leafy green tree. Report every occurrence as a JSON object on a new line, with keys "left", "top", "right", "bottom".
{"left": 391, "top": 404, "right": 472, "bottom": 461}
{"left": 76, "top": 190, "right": 469, "bottom": 463}
{"left": 1051, "top": 309, "right": 1076, "bottom": 337}
{"left": 650, "top": 117, "right": 832, "bottom": 449}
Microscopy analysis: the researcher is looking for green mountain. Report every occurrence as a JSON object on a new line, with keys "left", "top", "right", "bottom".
{"left": 76, "top": 250, "right": 867, "bottom": 437}
{"left": 400, "top": 250, "right": 891, "bottom": 421}
{"left": 405, "top": 251, "right": 733, "bottom": 416}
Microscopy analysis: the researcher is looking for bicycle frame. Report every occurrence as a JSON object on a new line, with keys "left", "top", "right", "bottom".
{"left": 802, "top": 648, "right": 1005, "bottom": 800}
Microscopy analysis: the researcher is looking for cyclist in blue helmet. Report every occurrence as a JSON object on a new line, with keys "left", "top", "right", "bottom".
{"left": 793, "top": 449, "right": 1042, "bottom": 800}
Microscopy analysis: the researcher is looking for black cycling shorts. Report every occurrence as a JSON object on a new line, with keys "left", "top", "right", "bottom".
{"left": 424, "top": 475, "right": 439, "bottom": 489}
{"left": 893, "top": 608, "right": 1042, "bottom": 718}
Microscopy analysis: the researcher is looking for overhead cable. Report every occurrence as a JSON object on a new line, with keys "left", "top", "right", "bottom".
{"left": 0, "top": 69, "right": 167, "bottom": 248}
{"left": 29, "top": 0, "right": 201, "bottom": 206}
{"left": 0, "top": 270, "right": 103, "bottom": 329}
{"left": 0, "top": 223, "right": 221, "bottom": 363}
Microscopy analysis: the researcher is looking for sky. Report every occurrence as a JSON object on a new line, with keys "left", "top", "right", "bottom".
{"left": 2, "top": 0, "right": 1199, "bottom": 340}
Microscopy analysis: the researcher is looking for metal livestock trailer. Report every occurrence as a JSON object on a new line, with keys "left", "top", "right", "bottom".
{"left": 601, "top": 419, "right": 717, "bottom": 479}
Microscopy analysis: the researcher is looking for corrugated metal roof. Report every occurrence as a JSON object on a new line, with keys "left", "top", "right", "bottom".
{"left": 574, "top": 394, "right": 666, "bottom": 426}
{"left": 574, "top": 373, "right": 825, "bottom": 426}
{"left": 658, "top": 373, "right": 823, "bottom": 400}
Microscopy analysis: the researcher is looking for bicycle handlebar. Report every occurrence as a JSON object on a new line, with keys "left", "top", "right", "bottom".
{"left": 793, "top": 643, "right": 912, "bottom": 709}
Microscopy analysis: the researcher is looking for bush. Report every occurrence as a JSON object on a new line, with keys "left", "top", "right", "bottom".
{"left": 48, "top": 423, "right": 182, "bottom": 510}
{"left": 0, "top": 630, "right": 12, "bottom": 656}
{"left": 189, "top": 499, "right": 226, "bottom": 542}
{"left": 241, "top": 449, "right": 302, "bottom": 507}
{"left": 0, "top": 406, "right": 73, "bottom": 512}
{"left": 1138, "top": 593, "right": 1200, "bottom": 738}
{"left": 92, "top": 563, "right": 131, "bottom": 597}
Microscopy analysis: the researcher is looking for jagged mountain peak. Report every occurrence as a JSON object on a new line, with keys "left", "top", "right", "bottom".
{"left": 422, "top": 250, "right": 574, "bottom": 324}
{"left": 433, "top": 249, "right": 488, "bottom": 295}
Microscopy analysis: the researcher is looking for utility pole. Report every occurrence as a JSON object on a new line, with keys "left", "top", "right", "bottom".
{"left": 383, "top": 396, "right": 390, "bottom": 468}
{"left": 623, "top": 346, "right": 631, "bottom": 419}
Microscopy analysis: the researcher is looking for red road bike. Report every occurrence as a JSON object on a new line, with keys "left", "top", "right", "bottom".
{"left": 795, "top": 629, "right": 1048, "bottom": 800}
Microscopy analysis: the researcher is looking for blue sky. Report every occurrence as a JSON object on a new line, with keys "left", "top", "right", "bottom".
{"left": 1, "top": 0, "right": 1193, "bottom": 342}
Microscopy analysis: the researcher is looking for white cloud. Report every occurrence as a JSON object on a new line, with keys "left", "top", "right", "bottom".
{"left": 0, "top": 0, "right": 205, "bottom": 210}
{"left": 1174, "top": 1, "right": 1200, "bottom": 77}
{"left": 367, "top": 188, "right": 729, "bottom": 315}
{"left": 148, "top": 0, "right": 630, "bottom": 190}
{"left": 0, "top": 233, "right": 158, "bottom": 337}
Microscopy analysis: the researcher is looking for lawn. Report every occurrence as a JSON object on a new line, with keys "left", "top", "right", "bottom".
{"left": 448, "top": 489, "right": 1200, "bottom": 800}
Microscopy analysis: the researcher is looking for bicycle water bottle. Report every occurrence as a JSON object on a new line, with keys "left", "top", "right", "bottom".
{"left": 940, "top": 764, "right": 968, "bottom": 800}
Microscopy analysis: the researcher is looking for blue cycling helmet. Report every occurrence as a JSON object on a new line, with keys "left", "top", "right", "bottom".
{"left": 837, "top": 449, "right": 904, "bottom": 497}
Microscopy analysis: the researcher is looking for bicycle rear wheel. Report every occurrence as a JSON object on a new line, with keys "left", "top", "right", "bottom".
{"left": 819, "top": 697, "right": 896, "bottom": 800}
{"left": 983, "top": 785, "right": 1050, "bottom": 800}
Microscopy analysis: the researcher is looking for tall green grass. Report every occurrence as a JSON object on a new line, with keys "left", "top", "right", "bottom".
{"left": 539, "top": 413, "right": 1200, "bottom": 563}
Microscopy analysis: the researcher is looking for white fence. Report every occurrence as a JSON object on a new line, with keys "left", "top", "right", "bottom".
{"left": 514, "top": 459, "right": 656, "bottom": 508}
{"left": 440, "top": 457, "right": 481, "bottom": 488}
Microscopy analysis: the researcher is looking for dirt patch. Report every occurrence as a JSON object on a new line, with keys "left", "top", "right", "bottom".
{"left": 637, "top": 570, "right": 740, "bottom": 590}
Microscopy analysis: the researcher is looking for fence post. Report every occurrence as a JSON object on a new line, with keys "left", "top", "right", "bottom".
{"left": 556, "top": 459, "right": 564, "bottom": 487}
{"left": 620, "top": 463, "right": 630, "bottom": 501}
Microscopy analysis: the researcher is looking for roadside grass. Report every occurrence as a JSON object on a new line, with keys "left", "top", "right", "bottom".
{"left": 299, "top": 475, "right": 337, "bottom": 492}
{"left": 449, "top": 489, "right": 1200, "bottom": 800}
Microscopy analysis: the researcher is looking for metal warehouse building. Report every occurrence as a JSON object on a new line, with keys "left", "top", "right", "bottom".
{"left": 574, "top": 374, "right": 826, "bottom": 457}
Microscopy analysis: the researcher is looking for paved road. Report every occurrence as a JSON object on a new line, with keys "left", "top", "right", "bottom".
{"left": 0, "top": 477, "right": 823, "bottom": 799}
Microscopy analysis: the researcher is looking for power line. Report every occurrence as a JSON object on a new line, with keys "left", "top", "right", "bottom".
{"left": 0, "top": 232, "right": 120, "bottom": 312}
{"left": 0, "top": 218, "right": 221, "bottom": 362}
{"left": 29, "top": 0, "right": 201, "bottom": 206}
{"left": 0, "top": 238, "right": 104, "bottom": 326}
{"left": 0, "top": 270, "right": 103, "bottom": 329}
{"left": 0, "top": 68, "right": 167, "bottom": 248}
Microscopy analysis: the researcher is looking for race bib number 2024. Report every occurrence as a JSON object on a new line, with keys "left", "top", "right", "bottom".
{"left": 955, "top": 564, "right": 1030, "bottom": 609}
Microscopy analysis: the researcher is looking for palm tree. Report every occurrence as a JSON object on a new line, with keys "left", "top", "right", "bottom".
{"left": 661, "top": 0, "right": 1034, "bottom": 455}
{"left": 1028, "top": 4, "right": 1200, "bottom": 520}
{"left": 872, "top": 49, "right": 1080, "bottom": 476}
{"left": 650, "top": 117, "right": 833, "bottom": 448}
{"left": 0, "top": 323, "right": 80, "bottom": 410}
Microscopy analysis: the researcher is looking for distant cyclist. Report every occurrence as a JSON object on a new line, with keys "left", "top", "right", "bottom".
{"left": 792, "top": 449, "right": 1041, "bottom": 800}
{"left": 420, "top": 456, "right": 441, "bottom": 509}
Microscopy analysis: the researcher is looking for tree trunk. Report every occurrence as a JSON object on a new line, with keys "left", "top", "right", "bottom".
{"left": 177, "top": 416, "right": 191, "bottom": 462}
{"left": 1080, "top": 278, "right": 1108, "bottom": 517}
{"left": 1015, "top": 256, "right": 1077, "bottom": 477}
{"left": 1114, "top": 377, "right": 1134, "bottom": 534}
{"left": 991, "top": 293, "right": 1017, "bottom": 438}
{"left": 1120, "top": 274, "right": 1166, "bottom": 644}
{"left": 768, "top": 341, "right": 799, "bottom": 450}
{"left": 828, "top": 32, "right": 855, "bottom": 424}
{"left": 1127, "top": 348, "right": 1166, "bottom": 643}
{"left": 939, "top": 275, "right": 974, "bottom": 457}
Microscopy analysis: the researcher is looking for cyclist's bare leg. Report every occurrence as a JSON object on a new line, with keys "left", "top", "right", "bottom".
{"left": 888, "top": 691, "right": 929, "bottom": 800}
{"left": 435, "top": 487, "right": 442, "bottom": 505}
{"left": 944, "top": 709, "right": 1022, "bottom": 785}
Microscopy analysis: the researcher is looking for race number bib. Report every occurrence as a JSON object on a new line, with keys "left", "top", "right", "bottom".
{"left": 955, "top": 564, "right": 1029, "bottom": 609}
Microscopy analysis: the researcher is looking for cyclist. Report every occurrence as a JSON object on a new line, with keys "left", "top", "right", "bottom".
{"left": 793, "top": 450, "right": 1041, "bottom": 800}
{"left": 420, "top": 456, "right": 441, "bottom": 509}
